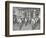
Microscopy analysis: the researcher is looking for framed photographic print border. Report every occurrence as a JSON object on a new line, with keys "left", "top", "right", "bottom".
{"left": 5, "top": 1, "right": 45, "bottom": 37}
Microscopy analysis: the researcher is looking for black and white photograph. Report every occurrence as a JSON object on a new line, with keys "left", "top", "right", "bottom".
{"left": 5, "top": 1, "right": 45, "bottom": 37}
{"left": 13, "top": 7, "right": 40, "bottom": 30}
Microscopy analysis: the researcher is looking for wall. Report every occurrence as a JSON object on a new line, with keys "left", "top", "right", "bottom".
{"left": 0, "top": 0, "right": 46, "bottom": 38}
